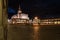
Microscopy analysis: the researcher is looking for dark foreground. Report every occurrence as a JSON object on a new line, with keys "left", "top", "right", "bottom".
{"left": 6, "top": 24, "right": 60, "bottom": 40}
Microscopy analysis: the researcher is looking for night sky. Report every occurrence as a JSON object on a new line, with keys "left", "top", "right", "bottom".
{"left": 8, "top": 0, "right": 60, "bottom": 19}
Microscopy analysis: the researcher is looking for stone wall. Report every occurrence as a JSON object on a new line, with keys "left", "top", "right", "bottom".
{"left": 0, "top": 0, "right": 7, "bottom": 40}
{"left": 0, "top": 0, "right": 4, "bottom": 40}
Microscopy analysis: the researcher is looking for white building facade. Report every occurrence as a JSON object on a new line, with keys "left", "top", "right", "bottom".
{"left": 10, "top": 5, "right": 29, "bottom": 24}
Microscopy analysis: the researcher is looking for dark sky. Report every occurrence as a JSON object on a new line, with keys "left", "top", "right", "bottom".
{"left": 8, "top": 0, "right": 60, "bottom": 19}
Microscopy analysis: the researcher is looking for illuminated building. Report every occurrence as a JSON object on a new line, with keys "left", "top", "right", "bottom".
{"left": 7, "top": 5, "right": 60, "bottom": 25}
{"left": 33, "top": 16, "right": 40, "bottom": 25}
{"left": 11, "top": 5, "right": 29, "bottom": 24}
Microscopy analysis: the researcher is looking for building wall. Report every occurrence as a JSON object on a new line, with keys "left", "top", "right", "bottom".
{"left": 2, "top": 0, "right": 8, "bottom": 40}
{"left": 0, "top": 0, "right": 4, "bottom": 40}
{"left": 0, "top": 0, "right": 8, "bottom": 40}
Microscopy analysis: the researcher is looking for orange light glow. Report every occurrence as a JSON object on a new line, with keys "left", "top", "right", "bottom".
{"left": 34, "top": 16, "right": 38, "bottom": 19}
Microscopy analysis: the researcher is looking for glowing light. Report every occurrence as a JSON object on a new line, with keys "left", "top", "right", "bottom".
{"left": 18, "top": 11, "right": 22, "bottom": 13}
{"left": 21, "top": 14, "right": 29, "bottom": 19}
{"left": 58, "top": 21, "right": 60, "bottom": 24}
{"left": 13, "top": 21, "right": 15, "bottom": 24}
{"left": 54, "top": 21, "right": 58, "bottom": 24}
{"left": 8, "top": 19, "right": 11, "bottom": 23}
{"left": 34, "top": 16, "right": 38, "bottom": 19}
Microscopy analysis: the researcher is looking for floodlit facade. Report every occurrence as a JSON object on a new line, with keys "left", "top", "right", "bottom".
{"left": 33, "top": 16, "right": 40, "bottom": 25}
{"left": 7, "top": 5, "right": 60, "bottom": 25}
{"left": 10, "top": 5, "right": 29, "bottom": 24}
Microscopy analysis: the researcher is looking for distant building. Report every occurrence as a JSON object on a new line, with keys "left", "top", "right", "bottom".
{"left": 10, "top": 5, "right": 29, "bottom": 24}
{"left": 8, "top": 5, "right": 60, "bottom": 25}
{"left": 33, "top": 16, "right": 40, "bottom": 25}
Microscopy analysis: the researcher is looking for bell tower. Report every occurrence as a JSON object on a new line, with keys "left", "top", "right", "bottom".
{"left": 17, "top": 5, "right": 22, "bottom": 18}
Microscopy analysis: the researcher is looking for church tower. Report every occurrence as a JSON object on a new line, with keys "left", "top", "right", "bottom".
{"left": 17, "top": 5, "right": 22, "bottom": 18}
{"left": 10, "top": 5, "right": 30, "bottom": 24}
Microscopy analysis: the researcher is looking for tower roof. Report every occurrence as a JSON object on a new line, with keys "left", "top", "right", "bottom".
{"left": 18, "top": 5, "right": 21, "bottom": 10}
{"left": 18, "top": 5, "right": 22, "bottom": 14}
